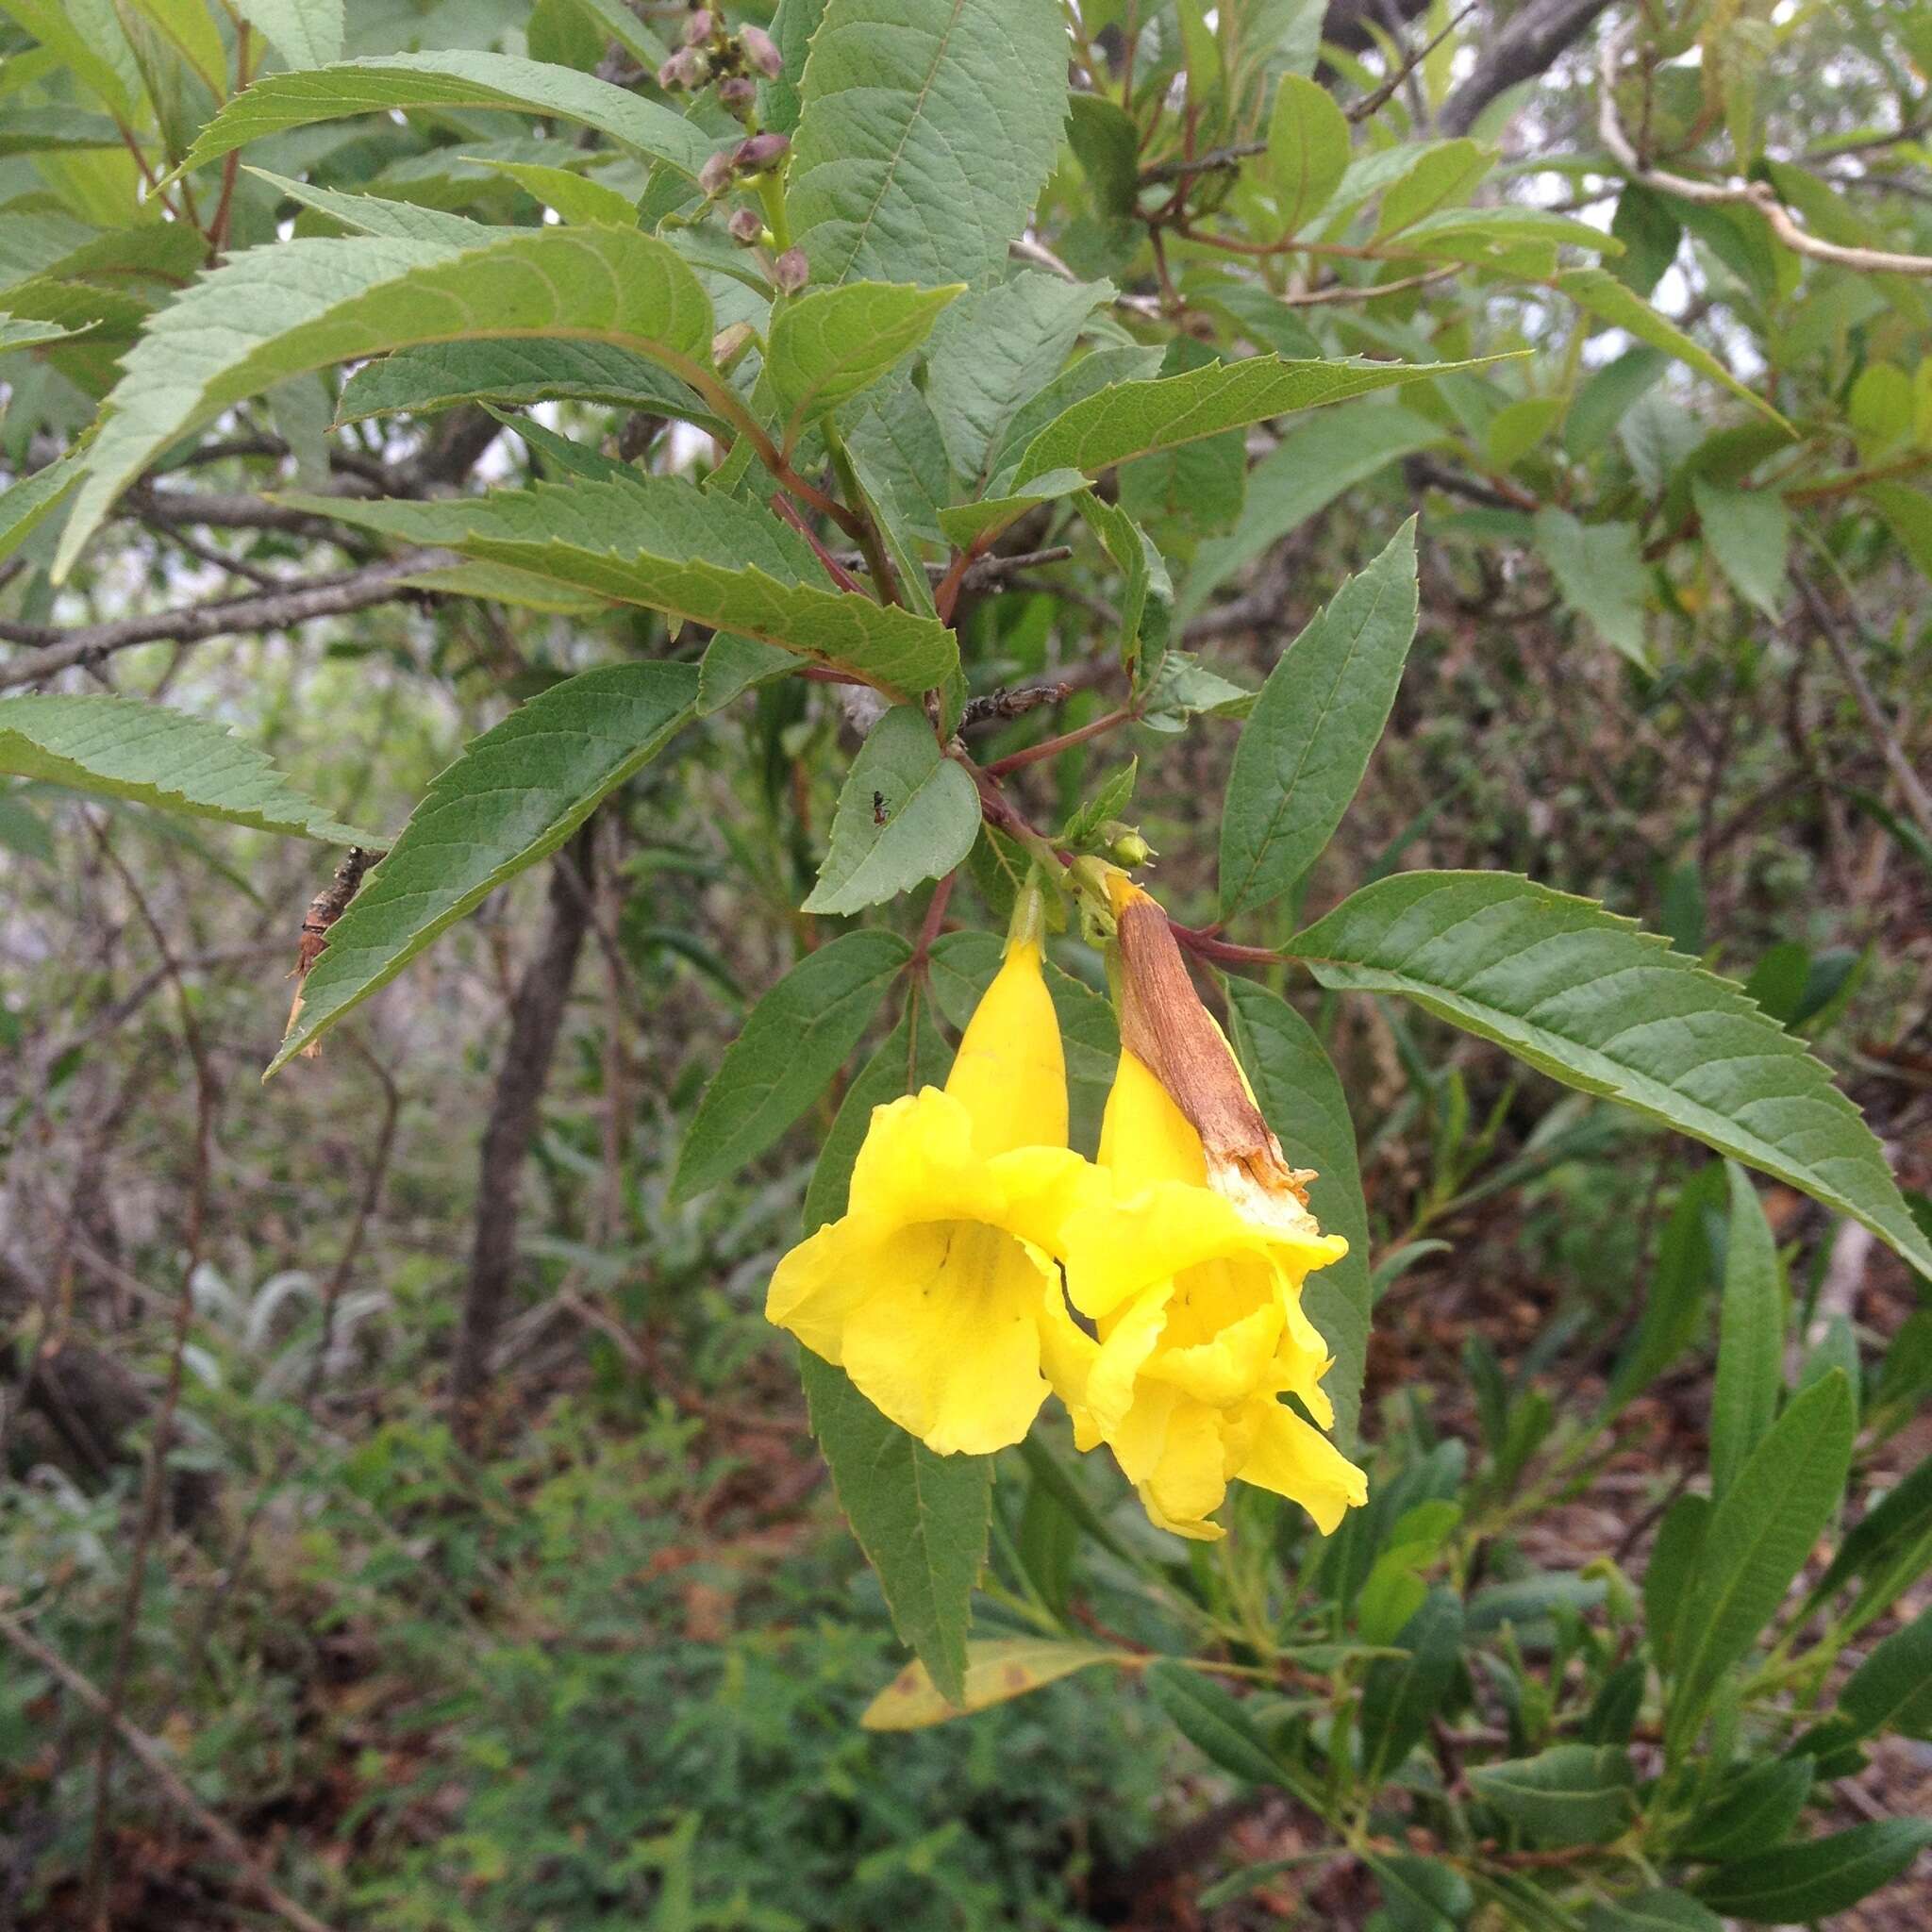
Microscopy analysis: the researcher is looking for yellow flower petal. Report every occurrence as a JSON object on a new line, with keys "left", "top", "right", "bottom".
{"left": 1087, "top": 1281, "right": 1172, "bottom": 1434}
{"left": 1097, "top": 1050, "right": 1207, "bottom": 1190}
{"left": 764, "top": 1218, "right": 872, "bottom": 1365}
{"left": 838, "top": 1219, "right": 1058, "bottom": 1455}
{"left": 1236, "top": 1399, "right": 1369, "bottom": 1535}
{"left": 1060, "top": 1179, "right": 1269, "bottom": 1320}
{"left": 944, "top": 938, "right": 1068, "bottom": 1158}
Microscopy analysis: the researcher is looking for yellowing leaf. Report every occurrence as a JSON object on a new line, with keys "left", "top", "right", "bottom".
{"left": 859, "top": 1639, "right": 1129, "bottom": 1730}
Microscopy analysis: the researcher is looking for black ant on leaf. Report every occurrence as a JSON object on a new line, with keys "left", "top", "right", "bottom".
{"left": 872, "top": 791, "right": 889, "bottom": 826}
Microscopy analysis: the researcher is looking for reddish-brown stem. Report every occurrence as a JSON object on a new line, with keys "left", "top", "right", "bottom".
{"left": 207, "top": 24, "right": 253, "bottom": 260}
{"left": 984, "top": 705, "right": 1137, "bottom": 776}
{"left": 799, "top": 664, "right": 867, "bottom": 686}
{"left": 910, "top": 870, "right": 957, "bottom": 968}
{"left": 771, "top": 493, "right": 867, "bottom": 593}
{"left": 1170, "top": 924, "right": 1282, "bottom": 968}
{"left": 933, "top": 538, "right": 987, "bottom": 625}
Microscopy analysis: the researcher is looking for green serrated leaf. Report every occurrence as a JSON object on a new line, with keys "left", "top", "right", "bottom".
{"left": 1287, "top": 873, "right": 1931, "bottom": 1277}
{"left": 766, "top": 282, "right": 962, "bottom": 449}
{"left": 337, "top": 339, "right": 713, "bottom": 434}
{"left": 1224, "top": 978, "right": 1371, "bottom": 1454}
{"left": 804, "top": 707, "right": 980, "bottom": 914}
{"left": 0, "top": 695, "right": 375, "bottom": 845}
{"left": 674, "top": 928, "right": 910, "bottom": 1199}
{"left": 1220, "top": 519, "right": 1418, "bottom": 920}
{"left": 923, "top": 273, "right": 1112, "bottom": 487}
{"left": 281, "top": 476, "right": 958, "bottom": 695}
{"left": 269, "top": 662, "right": 695, "bottom": 1073}
{"left": 175, "top": 51, "right": 716, "bottom": 185}
{"left": 1470, "top": 1744, "right": 1636, "bottom": 1848}
{"left": 697, "top": 633, "right": 794, "bottom": 716}
{"left": 1013, "top": 354, "right": 1507, "bottom": 488}
{"left": 935, "top": 467, "right": 1089, "bottom": 550}
{"left": 1667, "top": 1372, "right": 1855, "bottom": 1741}
{"left": 787, "top": 0, "right": 1069, "bottom": 288}
{"left": 1709, "top": 1162, "right": 1783, "bottom": 1503}
{"left": 57, "top": 225, "right": 720, "bottom": 582}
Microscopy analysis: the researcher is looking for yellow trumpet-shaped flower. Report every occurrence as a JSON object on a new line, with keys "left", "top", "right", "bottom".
{"left": 765, "top": 902, "right": 1094, "bottom": 1457}
{"left": 1051, "top": 874, "right": 1367, "bottom": 1541}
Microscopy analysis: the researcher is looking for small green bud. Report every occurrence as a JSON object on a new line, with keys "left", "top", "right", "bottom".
{"left": 1099, "top": 822, "right": 1154, "bottom": 867}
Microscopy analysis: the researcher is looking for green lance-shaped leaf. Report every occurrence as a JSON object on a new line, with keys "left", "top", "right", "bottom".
{"left": 242, "top": 168, "right": 494, "bottom": 246}
{"left": 787, "top": 0, "right": 1070, "bottom": 288}
{"left": 1557, "top": 268, "right": 1791, "bottom": 432}
{"left": 1533, "top": 508, "right": 1651, "bottom": 670}
{"left": 860, "top": 1638, "right": 1127, "bottom": 1730}
{"left": 338, "top": 340, "right": 716, "bottom": 437}
{"left": 1357, "top": 1587, "right": 1464, "bottom": 1782}
{"left": 55, "top": 225, "right": 719, "bottom": 583}
{"left": 1219, "top": 519, "right": 1419, "bottom": 922}
{"left": 1693, "top": 1821, "right": 1932, "bottom": 1924}
{"left": 800, "top": 1354, "right": 989, "bottom": 1707}
{"left": 0, "top": 452, "right": 81, "bottom": 569}
{"left": 1690, "top": 478, "right": 1790, "bottom": 620}
{"left": 1810, "top": 1453, "right": 1932, "bottom": 1607}
{"left": 1011, "top": 354, "right": 1509, "bottom": 489}
{"left": 0, "top": 695, "right": 376, "bottom": 845}
{"left": 798, "top": 1004, "right": 987, "bottom": 1707}
{"left": 1224, "top": 978, "right": 1372, "bottom": 1455}
{"left": 1179, "top": 400, "right": 1446, "bottom": 622}
{"left": 269, "top": 661, "right": 696, "bottom": 1074}
{"left": 1266, "top": 75, "right": 1350, "bottom": 240}
{"left": 0, "top": 317, "right": 84, "bottom": 351}
{"left": 1145, "top": 1660, "right": 1300, "bottom": 1789}
{"left": 1676, "top": 1755, "right": 1814, "bottom": 1861}
{"left": 1709, "top": 1162, "right": 1785, "bottom": 1503}
{"left": 175, "top": 50, "right": 715, "bottom": 185}
{"left": 1287, "top": 873, "right": 1932, "bottom": 1278}
{"left": 226, "top": 0, "right": 344, "bottom": 69}
{"left": 1831, "top": 1603, "right": 1932, "bottom": 1742}
{"left": 1368, "top": 1854, "right": 1474, "bottom": 1932}
{"left": 1666, "top": 1371, "right": 1855, "bottom": 1741}
{"left": 803, "top": 707, "right": 981, "bottom": 915}
{"left": 1468, "top": 1744, "right": 1638, "bottom": 1849}
{"left": 284, "top": 477, "right": 958, "bottom": 697}
{"left": 672, "top": 928, "right": 911, "bottom": 1200}
{"left": 1583, "top": 1890, "right": 1723, "bottom": 1932}
{"left": 765, "top": 282, "right": 962, "bottom": 450}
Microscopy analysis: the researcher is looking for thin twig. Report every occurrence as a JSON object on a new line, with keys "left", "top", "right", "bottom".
{"left": 0, "top": 554, "right": 446, "bottom": 690}
{"left": 1793, "top": 571, "right": 1932, "bottom": 844}
{"left": 84, "top": 826, "right": 221, "bottom": 1913}
{"left": 1598, "top": 21, "right": 1932, "bottom": 276}
{"left": 0, "top": 1610, "right": 343, "bottom": 1932}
